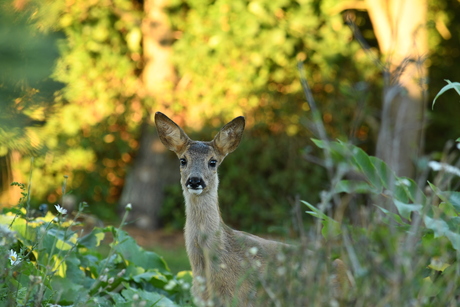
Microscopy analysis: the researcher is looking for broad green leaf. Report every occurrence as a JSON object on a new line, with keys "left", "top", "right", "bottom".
{"left": 428, "top": 183, "right": 460, "bottom": 213}
{"left": 333, "top": 180, "right": 375, "bottom": 194}
{"left": 43, "top": 228, "right": 78, "bottom": 252}
{"left": 440, "top": 191, "right": 460, "bottom": 213}
{"left": 109, "top": 292, "right": 127, "bottom": 304}
{"left": 311, "top": 138, "right": 325, "bottom": 149}
{"left": 113, "top": 229, "right": 170, "bottom": 273}
{"left": 393, "top": 200, "right": 422, "bottom": 221}
{"left": 432, "top": 80, "right": 460, "bottom": 109}
{"left": 65, "top": 254, "right": 86, "bottom": 284}
{"left": 420, "top": 276, "right": 442, "bottom": 298}
{"left": 0, "top": 214, "right": 35, "bottom": 242}
{"left": 50, "top": 276, "right": 87, "bottom": 304}
{"left": 394, "top": 177, "right": 425, "bottom": 204}
{"left": 351, "top": 146, "right": 382, "bottom": 192}
{"left": 369, "top": 156, "right": 395, "bottom": 189}
{"left": 439, "top": 202, "right": 458, "bottom": 217}
{"left": 78, "top": 227, "right": 106, "bottom": 249}
{"left": 424, "top": 214, "right": 460, "bottom": 251}
{"left": 132, "top": 269, "right": 170, "bottom": 288}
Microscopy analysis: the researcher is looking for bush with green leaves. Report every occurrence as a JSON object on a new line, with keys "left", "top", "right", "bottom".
{"left": 2, "top": 82, "right": 460, "bottom": 306}
{"left": 287, "top": 81, "right": 460, "bottom": 305}
{"left": 0, "top": 195, "right": 193, "bottom": 306}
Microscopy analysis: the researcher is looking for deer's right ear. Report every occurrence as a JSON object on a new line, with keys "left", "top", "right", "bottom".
{"left": 154, "top": 112, "right": 190, "bottom": 154}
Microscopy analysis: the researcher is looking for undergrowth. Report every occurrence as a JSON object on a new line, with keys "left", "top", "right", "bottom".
{"left": 1, "top": 81, "right": 460, "bottom": 306}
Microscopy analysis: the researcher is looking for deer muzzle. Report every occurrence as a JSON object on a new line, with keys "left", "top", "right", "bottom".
{"left": 186, "top": 177, "right": 206, "bottom": 195}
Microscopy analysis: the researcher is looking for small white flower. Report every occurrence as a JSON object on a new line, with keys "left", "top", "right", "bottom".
{"left": 428, "top": 161, "right": 442, "bottom": 171}
{"left": 54, "top": 204, "right": 68, "bottom": 215}
{"left": 249, "top": 246, "right": 258, "bottom": 255}
{"left": 429, "top": 161, "right": 460, "bottom": 177}
{"left": 125, "top": 203, "right": 132, "bottom": 211}
{"left": 99, "top": 275, "right": 108, "bottom": 282}
{"left": 9, "top": 249, "right": 21, "bottom": 265}
{"left": 108, "top": 277, "right": 114, "bottom": 284}
{"left": 132, "top": 293, "right": 139, "bottom": 300}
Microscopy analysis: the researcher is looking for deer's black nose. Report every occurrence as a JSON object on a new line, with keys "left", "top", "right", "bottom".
{"left": 186, "top": 177, "right": 206, "bottom": 189}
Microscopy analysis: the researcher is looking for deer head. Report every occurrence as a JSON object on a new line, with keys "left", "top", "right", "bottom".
{"left": 154, "top": 112, "right": 245, "bottom": 196}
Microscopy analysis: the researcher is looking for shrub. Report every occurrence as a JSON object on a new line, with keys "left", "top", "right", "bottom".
{"left": 0, "top": 197, "right": 193, "bottom": 306}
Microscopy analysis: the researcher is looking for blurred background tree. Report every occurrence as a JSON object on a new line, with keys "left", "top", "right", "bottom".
{"left": 0, "top": 0, "right": 63, "bottom": 204}
{"left": 0, "top": 0, "right": 459, "bottom": 233}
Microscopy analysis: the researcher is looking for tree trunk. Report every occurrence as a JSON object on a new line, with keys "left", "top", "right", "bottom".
{"left": 119, "top": 0, "right": 178, "bottom": 229}
{"left": 119, "top": 122, "right": 179, "bottom": 229}
{"left": 366, "top": 0, "right": 428, "bottom": 178}
{"left": 0, "top": 152, "right": 22, "bottom": 206}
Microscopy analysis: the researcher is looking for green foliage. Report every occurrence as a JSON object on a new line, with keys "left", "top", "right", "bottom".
{"left": 0, "top": 205, "right": 193, "bottom": 306}
{"left": 0, "top": 1, "right": 62, "bottom": 157}
{"left": 169, "top": 0, "right": 378, "bottom": 138}
{"left": 1, "top": 0, "right": 146, "bottom": 207}
{"left": 304, "top": 139, "right": 460, "bottom": 304}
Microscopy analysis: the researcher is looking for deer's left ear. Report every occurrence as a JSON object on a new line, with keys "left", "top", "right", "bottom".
{"left": 213, "top": 116, "right": 245, "bottom": 156}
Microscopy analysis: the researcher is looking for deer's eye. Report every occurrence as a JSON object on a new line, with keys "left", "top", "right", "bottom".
{"left": 179, "top": 158, "right": 187, "bottom": 167}
{"left": 209, "top": 159, "right": 217, "bottom": 168}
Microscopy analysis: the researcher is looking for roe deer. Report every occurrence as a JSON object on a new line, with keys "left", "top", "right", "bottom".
{"left": 155, "top": 112, "right": 352, "bottom": 306}
{"left": 155, "top": 112, "right": 292, "bottom": 306}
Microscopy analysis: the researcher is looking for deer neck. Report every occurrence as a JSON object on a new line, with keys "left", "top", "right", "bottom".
{"left": 183, "top": 186, "right": 226, "bottom": 251}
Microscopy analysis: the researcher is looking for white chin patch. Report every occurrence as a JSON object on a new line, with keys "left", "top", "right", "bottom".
{"left": 188, "top": 188, "right": 203, "bottom": 195}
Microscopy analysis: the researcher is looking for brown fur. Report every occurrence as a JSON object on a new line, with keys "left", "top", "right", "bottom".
{"left": 155, "top": 112, "right": 288, "bottom": 306}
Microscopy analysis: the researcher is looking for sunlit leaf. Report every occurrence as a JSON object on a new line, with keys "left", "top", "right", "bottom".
{"left": 78, "top": 228, "right": 106, "bottom": 249}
